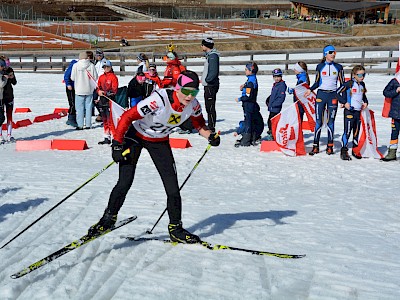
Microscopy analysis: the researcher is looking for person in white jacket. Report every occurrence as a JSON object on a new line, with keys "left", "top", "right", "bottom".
{"left": 71, "top": 52, "right": 98, "bottom": 130}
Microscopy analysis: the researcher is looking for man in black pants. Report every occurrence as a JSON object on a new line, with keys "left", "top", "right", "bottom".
{"left": 201, "top": 37, "right": 220, "bottom": 133}
{"left": 88, "top": 71, "right": 220, "bottom": 244}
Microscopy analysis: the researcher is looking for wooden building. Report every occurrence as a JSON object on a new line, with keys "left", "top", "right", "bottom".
{"left": 290, "top": 0, "right": 391, "bottom": 24}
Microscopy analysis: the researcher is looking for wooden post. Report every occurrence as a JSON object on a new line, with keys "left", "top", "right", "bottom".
{"left": 120, "top": 55, "right": 125, "bottom": 74}
{"left": 62, "top": 56, "right": 66, "bottom": 72}
{"left": 33, "top": 56, "right": 37, "bottom": 72}
{"left": 361, "top": 50, "right": 366, "bottom": 67}
{"left": 285, "top": 53, "right": 289, "bottom": 72}
{"left": 388, "top": 50, "right": 393, "bottom": 74}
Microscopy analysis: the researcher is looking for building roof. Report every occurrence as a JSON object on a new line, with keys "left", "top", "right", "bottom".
{"left": 291, "top": 0, "right": 390, "bottom": 13}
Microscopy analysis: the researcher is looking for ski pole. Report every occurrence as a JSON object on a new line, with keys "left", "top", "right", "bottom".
{"left": 146, "top": 132, "right": 219, "bottom": 234}
{"left": 0, "top": 149, "right": 130, "bottom": 249}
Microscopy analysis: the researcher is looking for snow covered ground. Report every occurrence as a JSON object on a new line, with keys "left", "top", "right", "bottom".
{"left": 0, "top": 71, "right": 399, "bottom": 299}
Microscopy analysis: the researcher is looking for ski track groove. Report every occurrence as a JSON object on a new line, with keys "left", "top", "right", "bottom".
{"left": 90, "top": 240, "right": 175, "bottom": 299}
{"left": 74, "top": 239, "right": 131, "bottom": 299}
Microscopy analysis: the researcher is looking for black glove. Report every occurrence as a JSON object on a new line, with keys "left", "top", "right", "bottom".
{"left": 208, "top": 132, "right": 220, "bottom": 147}
{"left": 112, "top": 140, "right": 127, "bottom": 163}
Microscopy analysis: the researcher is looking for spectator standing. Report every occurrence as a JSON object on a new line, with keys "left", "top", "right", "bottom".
{"left": 235, "top": 62, "right": 264, "bottom": 147}
{"left": 127, "top": 71, "right": 146, "bottom": 107}
{"left": 201, "top": 37, "right": 220, "bottom": 133}
{"left": 71, "top": 52, "right": 98, "bottom": 130}
{"left": 0, "top": 57, "right": 16, "bottom": 143}
{"left": 336, "top": 65, "right": 368, "bottom": 160}
{"left": 161, "top": 51, "right": 186, "bottom": 88}
{"left": 381, "top": 70, "right": 400, "bottom": 161}
{"left": 136, "top": 53, "right": 149, "bottom": 74}
{"left": 266, "top": 68, "right": 287, "bottom": 140}
{"left": 94, "top": 49, "right": 107, "bottom": 122}
{"left": 305, "top": 45, "right": 344, "bottom": 155}
{"left": 287, "top": 61, "right": 310, "bottom": 122}
{"left": 64, "top": 58, "right": 78, "bottom": 127}
{"left": 144, "top": 63, "right": 162, "bottom": 97}
{"left": 96, "top": 60, "right": 119, "bottom": 145}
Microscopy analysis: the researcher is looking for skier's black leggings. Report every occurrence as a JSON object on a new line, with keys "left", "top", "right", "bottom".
{"left": 107, "top": 126, "right": 182, "bottom": 224}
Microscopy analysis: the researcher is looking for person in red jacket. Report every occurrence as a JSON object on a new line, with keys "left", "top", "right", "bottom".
{"left": 96, "top": 60, "right": 118, "bottom": 145}
{"left": 144, "top": 63, "right": 162, "bottom": 97}
{"left": 161, "top": 51, "right": 186, "bottom": 88}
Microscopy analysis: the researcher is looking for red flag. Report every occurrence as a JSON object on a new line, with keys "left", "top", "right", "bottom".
{"left": 352, "top": 108, "right": 383, "bottom": 159}
{"left": 109, "top": 100, "right": 126, "bottom": 136}
{"left": 293, "top": 82, "right": 316, "bottom": 130}
{"left": 271, "top": 102, "right": 306, "bottom": 156}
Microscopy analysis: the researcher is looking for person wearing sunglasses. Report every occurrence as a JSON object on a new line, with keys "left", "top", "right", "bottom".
{"left": 305, "top": 45, "right": 345, "bottom": 156}
{"left": 381, "top": 65, "right": 400, "bottom": 161}
{"left": 87, "top": 70, "right": 220, "bottom": 244}
{"left": 161, "top": 51, "right": 186, "bottom": 88}
{"left": 143, "top": 63, "right": 162, "bottom": 98}
{"left": 336, "top": 65, "right": 368, "bottom": 160}
{"left": 127, "top": 71, "right": 146, "bottom": 108}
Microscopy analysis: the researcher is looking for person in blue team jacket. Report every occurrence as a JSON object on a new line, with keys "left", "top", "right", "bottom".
{"left": 266, "top": 68, "right": 287, "bottom": 139}
{"left": 235, "top": 62, "right": 264, "bottom": 147}
{"left": 305, "top": 45, "right": 344, "bottom": 155}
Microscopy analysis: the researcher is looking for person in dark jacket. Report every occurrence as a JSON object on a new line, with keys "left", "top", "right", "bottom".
{"left": 201, "top": 37, "right": 220, "bottom": 133}
{"left": 63, "top": 59, "right": 78, "bottom": 127}
{"left": 127, "top": 71, "right": 146, "bottom": 107}
{"left": 0, "top": 56, "right": 17, "bottom": 143}
{"left": 337, "top": 65, "right": 368, "bottom": 160}
{"left": 266, "top": 68, "right": 287, "bottom": 140}
{"left": 381, "top": 72, "right": 400, "bottom": 161}
{"left": 235, "top": 62, "right": 264, "bottom": 147}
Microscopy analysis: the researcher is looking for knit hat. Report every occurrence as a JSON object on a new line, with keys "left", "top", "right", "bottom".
{"left": 79, "top": 52, "right": 88, "bottom": 60}
{"left": 272, "top": 68, "right": 283, "bottom": 76}
{"left": 95, "top": 49, "right": 104, "bottom": 57}
{"left": 149, "top": 63, "right": 157, "bottom": 70}
{"left": 201, "top": 37, "right": 214, "bottom": 49}
{"left": 323, "top": 45, "right": 336, "bottom": 56}
{"left": 176, "top": 70, "right": 200, "bottom": 90}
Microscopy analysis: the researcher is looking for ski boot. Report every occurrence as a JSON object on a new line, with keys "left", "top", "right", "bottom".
{"left": 309, "top": 144, "right": 319, "bottom": 156}
{"left": 381, "top": 148, "right": 397, "bottom": 162}
{"left": 88, "top": 209, "right": 117, "bottom": 237}
{"left": 98, "top": 137, "right": 111, "bottom": 145}
{"left": 168, "top": 222, "right": 201, "bottom": 244}
{"left": 340, "top": 147, "right": 351, "bottom": 160}
{"left": 326, "top": 144, "right": 334, "bottom": 155}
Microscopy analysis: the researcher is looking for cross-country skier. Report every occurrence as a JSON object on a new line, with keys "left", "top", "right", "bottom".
{"left": 88, "top": 70, "right": 220, "bottom": 243}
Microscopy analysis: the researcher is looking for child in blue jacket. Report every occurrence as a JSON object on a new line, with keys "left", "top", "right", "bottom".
{"left": 266, "top": 68, "right": 287, "bottom": 138}
{"left": 235, "top": 62, "right": 264, "bottom": 147}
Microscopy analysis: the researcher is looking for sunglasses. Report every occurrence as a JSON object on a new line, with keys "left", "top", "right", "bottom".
{"left": 102, "top": 65, "right": 111, "bottom": 68}
{"left": 180, "top": 87, "right": 199, "bottom": 97}
{"left": 327, "top": 50, "right": 336, "bottom": 55}
{"left": 356, "top": 73, "right": 365, "bottom": 78}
